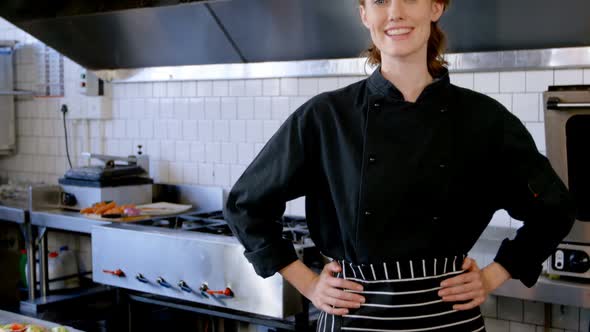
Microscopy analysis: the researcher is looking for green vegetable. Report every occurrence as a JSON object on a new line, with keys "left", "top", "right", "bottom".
{"left": 50, "top": 328, "right": 68, "bottom": 332}
{"left": 25, "top": 325, "right": 46, "bottom": 332}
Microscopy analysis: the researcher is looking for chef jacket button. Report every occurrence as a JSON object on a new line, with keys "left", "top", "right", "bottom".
{"left": 364, "top": 211, "right": 372, "bottom": 216}
{"left": 439, "top": 163, "right": 447, "bottom": 168}
{"left": 374, "top": 103, "right": 381, "bottom": 108}
{"left": 369, "top": 155, "right": 376, "bottom": 163}
{"left": 432, "top": 216, "right": 440, "bottom": 221}
{"left": 440, "top": 108, "right": 446, "bottom": 113}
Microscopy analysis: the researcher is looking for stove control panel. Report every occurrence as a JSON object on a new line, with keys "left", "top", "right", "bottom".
{"left": 548, "top": 243, "right": 590, "bottom": 279}
{"left": 92, "top": 224, "right": 305, "bottom": 319}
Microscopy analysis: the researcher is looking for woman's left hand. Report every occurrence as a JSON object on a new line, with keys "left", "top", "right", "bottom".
{"left": 437, "top": 257, "right": 492, "bottom": 310}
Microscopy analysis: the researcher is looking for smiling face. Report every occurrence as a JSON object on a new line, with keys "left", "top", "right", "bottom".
{"left": 359, "top": 0, "right": 444, "bottom": 64}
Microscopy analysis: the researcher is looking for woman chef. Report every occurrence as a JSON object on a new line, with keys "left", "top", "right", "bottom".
{"left": 223, "top": 0, "right": 575, "bottom": 330}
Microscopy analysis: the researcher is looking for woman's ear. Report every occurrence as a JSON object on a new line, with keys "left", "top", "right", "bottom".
{"left": 431, "top": 1, "right": 444, "bottom": 22}
{"left": 359, "top": 5, "right": 371, "bottom": 29}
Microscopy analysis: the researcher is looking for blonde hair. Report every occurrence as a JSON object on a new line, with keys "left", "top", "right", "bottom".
{"left": 359, "top": 0, "right": 451, "bottom": 78}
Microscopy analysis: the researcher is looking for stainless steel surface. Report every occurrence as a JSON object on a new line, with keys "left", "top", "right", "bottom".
{"left": 472, "top": 237, "right": 590, "bottom": 308}
{"left": 39, "top": 232, "right": 49, "bottom": 298}
{"left": 493, "top": 276, "right": 590, "bottom": 309}
{"left": 95, "top": 47, "right": 590, "bottom": 83}
{"left": 0, "top": 309, "right": 84, "bottom": 331}
{"left": 549, "top": 102, "right": 590, "bottom": 108}
{"left": 19, "top": 285, "right": 111, "bottom": 317}
{"left": 30, "top": 185, "right": 61, "bottom": 211}
{"left": 92, "top": 220, "right": 311, "bottom": 319}
{"left": 447, "top": 47, "right": 590, "bottom": 73}
{"left": 81, "top": 152, "right": 139, "bottom": 164}
{"left": 31, "top": 210, "right": 111, "bottom": 234}
{"left": 25, "top": 223, "right": 36, "bottom": 302}
{"left": 94, "top": 58, "right": 371, "bottom": 82}
{"left": 0, "top": 90, "right": 35, "bottom": 96}
{"left": 3, "top": 1, "right": 590, "bottom": 71}
{"left": 153, "top": 184, "right": 223, "bottom": 211}
{"left": 0, "top": 42, "right": 16, "bottom": 155}
{"left": 0, "top": 199, "right": 27, "bottom": 223}
{"left": 543, "top": 89, "right": 590, "bottom": 246}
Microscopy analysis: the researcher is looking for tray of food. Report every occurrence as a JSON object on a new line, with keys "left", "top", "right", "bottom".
{"left": 80, "top": 201, "right": 192, "bottom": 221}
{"left": 0, "top": 323, "right": 68, "bottom": 332}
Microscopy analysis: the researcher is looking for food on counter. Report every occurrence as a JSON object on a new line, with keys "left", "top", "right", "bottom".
{"left": 124, "top": 207, "right": 141, "bottom": 216}
{"left": 2, "top": 323, "right": 27, "bottom": 331}
{"left": 50, "top": 328, "right": 68, "bottom": 332}
{"left": 80, "top": 201, "right": 137, "bottom": 217}
{"left": 0, "top": 323, "right": 68, "bottom": 332}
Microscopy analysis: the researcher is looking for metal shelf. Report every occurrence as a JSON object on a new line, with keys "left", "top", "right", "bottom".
{"left": 0, "top": 90, "right": 35, "bottom": 96}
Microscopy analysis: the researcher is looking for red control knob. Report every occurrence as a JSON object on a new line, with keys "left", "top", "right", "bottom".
{"left": 103, "top": 269, "right": 125, "bottom": 277}
{"left": 206, "top": 287, "right": 234, "bottom": 297}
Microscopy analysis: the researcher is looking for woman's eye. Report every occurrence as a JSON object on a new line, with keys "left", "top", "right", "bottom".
{"left": 373, "top": 0, "right": 387, "bottom": 5}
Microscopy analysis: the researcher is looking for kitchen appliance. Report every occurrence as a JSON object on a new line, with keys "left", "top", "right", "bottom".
{"left": 92, "top": 209, "right": 322, "bottom": 320}
{"left": 544, "top": 85, "right": 590, "bottom": 279}
{"left": 58, "top": 148, "right": 152, "bottom": 210}
{"left": 3, "top": 1, "right": 590, "bottom": 71}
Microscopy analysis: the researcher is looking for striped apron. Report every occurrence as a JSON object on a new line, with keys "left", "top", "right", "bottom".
{"left": 316, "top": 254, "right": 486, "bottom": 332}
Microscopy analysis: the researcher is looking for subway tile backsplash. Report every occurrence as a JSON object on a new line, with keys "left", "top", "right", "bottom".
{"left": 1, "top": 17, "right": 589, "bottom": 332}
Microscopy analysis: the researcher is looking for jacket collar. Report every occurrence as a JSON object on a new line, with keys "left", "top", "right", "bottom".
{"left": 367, "top": 65, "right": 451, "bottom": 104}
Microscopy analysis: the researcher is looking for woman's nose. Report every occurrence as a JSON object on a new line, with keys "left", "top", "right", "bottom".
{"left": 388, "top": 0, "right": 406, "bottom": 21}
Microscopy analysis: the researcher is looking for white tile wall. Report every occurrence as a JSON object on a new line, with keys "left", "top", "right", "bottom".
{"left": 498, "top": 297, "right": 524, "bottom": 322}
{"left": 474, "top": 72, "right": 500, "bottom": 93}
{"left": 2, "top": 17, "right": 590, "bottom": 331}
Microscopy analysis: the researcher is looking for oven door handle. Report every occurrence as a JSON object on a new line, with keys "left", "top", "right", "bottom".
{"left": 547, "top": 97, "right": 590, "bottom": 110}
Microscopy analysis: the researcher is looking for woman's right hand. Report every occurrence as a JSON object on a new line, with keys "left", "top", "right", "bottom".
{"left": 304, "top": 261, "right": 366, "bottom": 316}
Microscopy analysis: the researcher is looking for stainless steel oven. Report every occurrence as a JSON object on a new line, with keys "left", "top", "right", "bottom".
{"left": 544, "top": 85, "right": 590, "bottom": 279}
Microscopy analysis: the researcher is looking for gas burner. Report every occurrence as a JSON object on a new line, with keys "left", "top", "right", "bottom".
{"left": 133, "top": 210, "right": 310, "bottom": 242}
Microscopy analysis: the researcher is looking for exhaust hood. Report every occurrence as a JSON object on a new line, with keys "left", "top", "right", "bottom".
{"left": 0, "top": 0, "right": 589, "bottom": 71}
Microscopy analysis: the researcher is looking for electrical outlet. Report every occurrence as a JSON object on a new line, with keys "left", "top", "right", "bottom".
{"left": 79, "top": 68, "right": 103, "bottom": 96}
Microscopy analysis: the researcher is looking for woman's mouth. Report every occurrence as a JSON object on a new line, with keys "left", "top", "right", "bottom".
{"left": 385, "top": 27, "right": 413, "bottom": 40}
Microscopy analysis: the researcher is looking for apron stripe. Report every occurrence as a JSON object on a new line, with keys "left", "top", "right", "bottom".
{"left": 361, "top": 299, "right": 444, "bottom": 308}
{"left": 422, "top": 260, "right": 426, "bottom": 277}
{"left": 433, "top": 259, "right": 436, "bottom": 275}
{"left": 340, "top": 314, "right": 482, "bottom": 332}
{"left": 409, "top": 260, "right": 414, "bottom": 278}
{"left": 344, "top": 309, "right": 457, "bottom": 320}
{"left": 349, "top": 263, "right": 357, "bottom": 278}
{"left": 396, "top": 261, "right": 401, "bottom": 279}
{"left": 371, "top": 264, "right": 377, "bottom": 280}
{"left": 331, "top": 312, "right": 336, "bottom": 332}
{"left": 357, "top": 266, "right": 366, "bottom": 280}
{"left": 383, "top": 263, "right": 389, "bottom": 280}
{"left": 346, "top": 287, "right": 441, "bottom": 296}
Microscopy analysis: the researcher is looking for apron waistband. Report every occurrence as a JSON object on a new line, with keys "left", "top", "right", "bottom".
{"left": 335, "top": 254, "right": 467, "bottom": 281}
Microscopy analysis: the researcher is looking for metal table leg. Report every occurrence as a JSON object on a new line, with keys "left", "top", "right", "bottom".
{"left": 25, "top": 223, "right": 36, "bottom": 301}
{"left": 39, "top": 229, "right": 49, "bottom": 298}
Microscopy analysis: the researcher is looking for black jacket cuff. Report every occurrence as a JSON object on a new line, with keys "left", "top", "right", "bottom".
{"left": 243, "top": 238, "right": 299, "bottom": 278}
{"left": 494, "top": 238, "right": 543, "bottom": 288}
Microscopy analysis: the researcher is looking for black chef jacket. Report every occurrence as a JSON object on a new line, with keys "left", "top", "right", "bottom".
{"left": 223, "top": 66, "right": 576, "bottom": 288}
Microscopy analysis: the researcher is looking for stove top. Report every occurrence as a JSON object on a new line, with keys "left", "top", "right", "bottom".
{"left": 134, "top": 210, "right": 310, "bottom": 244}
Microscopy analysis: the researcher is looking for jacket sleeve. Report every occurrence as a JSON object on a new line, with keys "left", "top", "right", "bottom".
{"left": 493, "top": 110, "right": 576, "bottom": 288}
{"left": 223, "top": 107, "right": 312, "bottom": 278}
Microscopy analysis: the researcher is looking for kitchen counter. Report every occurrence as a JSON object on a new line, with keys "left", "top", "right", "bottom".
{"left": 0, "top": 309, "right": 84, "bottom": 331}
{"left": 472, "top": 231, "right": 590, "bottom": 309}
{"left": 0, "top": 198, "right": 28, "bottom": 224}
{"left": 30, "top": 209, "right": 111, "bottom": 234}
